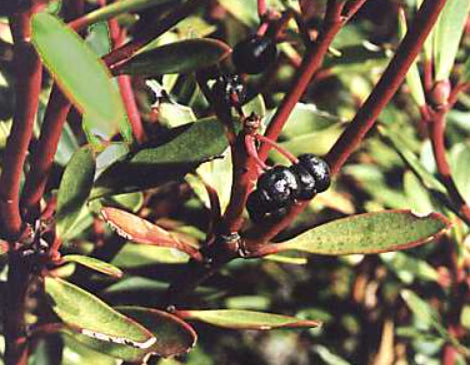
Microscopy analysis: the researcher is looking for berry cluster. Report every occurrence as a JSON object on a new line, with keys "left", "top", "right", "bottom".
{"left": 247, "top": 154, "right": 331, "bottom": 223}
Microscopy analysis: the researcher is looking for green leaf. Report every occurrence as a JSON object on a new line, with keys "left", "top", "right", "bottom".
{"left": 56, "top": 146, "right": 96, "bottom": 240}
{"left": 111, "top": 245, "right": 189, "bottom": 268}
{"left": 115, "top": 38, "right": 231, "bottom": 76}
{"left": 176, "top": 309, "right": 322, "bottom": 330}
{"left": 398, "top": 9, "right": 425, "bottom": 107}
{"left": 401, "top": 290, "right": 470, "bottom": 355}
{"left": 276, "top": 210, "right": 450, "bottom": 255}
{"left": 380, "top": 251, "right": 438, "bottom": 284}
{"left": 45, "top": 277, "right": 155, "bottom": 357}
{"left": 433, "top": 0, "right": 470, "bottom": 80}
{"left": 31, "top": 13, "right": 131, "bottom": 143}
{"left": 63, "top": 335, "right": 119, "bottom": 365}
{"left": 93, "top": 117, "right": 231, "bottom": 196}
{"left": 117, "top": 307, "right": 197, "bottom": 357}
{"left": 71, "top": 0, "right": 176, "bottom": 30}
{"left": 62, "top": 255, "right": 123, "bottom": 278}
{"left": 450, "top": 143, "right": 470, "bottom": 203}
{"left": 461, "top": 305, "right": 470, "bottom": 329}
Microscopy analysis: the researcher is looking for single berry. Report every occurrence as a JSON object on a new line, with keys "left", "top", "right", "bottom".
{"left": 246, "top": 189, "right": 270, "bottom": 222}
{"left": 211, "top": 73, "right": 246, "bottom": 109}
{"left": 297, "top": 154, "right": 331, "bottom": 193}
{"left": 246, "top": 189, "right": 289, "bottom": 223}
{"left": 290, "top": 164, "right": 316, "bottom": 200}
{"left": 232, "top": 35, "right": 278, "bottom": 74}
{"left": 257, "top": 166, "right": 299, "bottom": 207}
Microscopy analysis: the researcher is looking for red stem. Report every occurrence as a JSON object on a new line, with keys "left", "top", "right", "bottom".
{"left": 108, "top": 12, "right": 147, "bottom": 144}
{"left": 21, "top": 0, "right": 85, "bottom": 220}
{"left": 0, "top": 8, "right": 43, "bottom": 240}
{"left": 427, "top": 83, "right": 470, "bottom": 226}
{"left": 258, "top": 1, "right": 345, "bottom": 161}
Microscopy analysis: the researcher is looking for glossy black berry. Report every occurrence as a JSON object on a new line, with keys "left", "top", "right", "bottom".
{"left": 297, "top": 154, "right": 331, "bottom": 193}
{"left": 290, "top": 164, "right": 316, "bottom": 200}
{"left": 211, "top": 73, "right": 246, "bottom": 109}
{"left": 246, "top": 189, "right": 288, "bottom": 223}
{"left": 257, "top": 166, "right": 299, "bottom": 207}
{"left": 232, "top": 36, "right": 278, "bottom": 74}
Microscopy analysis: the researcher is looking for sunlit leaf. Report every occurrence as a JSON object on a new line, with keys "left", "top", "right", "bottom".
{"left": 433, "top": 0, "right": 470, "bottom": 80}
{"left": 276, "top": 210, "right": 450, "bottom": 255}
{"left": 45, "top": 277, "right": 155, "bottom": 352}
{"left": 176, "top": 309, "right": 322, "bottom": 330}
{"left": 31, "top": 13, "right": 131, "bottom": 143}
{"left": 61, "top": 255, "right": 123, "bottom": 278}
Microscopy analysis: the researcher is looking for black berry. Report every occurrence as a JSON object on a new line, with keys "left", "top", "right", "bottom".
{"left": 246, "top": 189, "right": 289, "bottom": 223}
{"left": 290, "top": 164, "right": 316, "bottom": 200}
{"left": 232, "top": 36, "right": 278, "bottom": 74}
{"left": 257, "top": 166, "right": 299, "bottom": 207}
{"left": 211, "top": 73, "right": 246, "bottom": 109}
{"left": 297, "top": 154, "right": 331, "bottom": 193}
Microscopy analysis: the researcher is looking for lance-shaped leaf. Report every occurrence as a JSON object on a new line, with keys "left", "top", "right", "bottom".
{"left": 433, "top": 0, "right": 470, "bottom": 81}
{"left": 31, "top": 13, "right": 131, "bottom": 143}
{"left": 56, "top": 146, "right": 96, "bottom": 240}
{"left": 401, "top": 290, "right": 470, "bottom": 356}
{"left": 62, "top": 255, "right": 123, "bottom": 278}
{"left": 45, "top": 277, "right": 156, "bottom": 361}
{"left": 398, "top": 8, "right": 425, "bottom": 107}
{"left": 70, "top": 0, "right": 176, "bottom": 31}
{"left": 118, "top": 307, "right": 197, "bottom": 357}
{"left": 114, "top": 38, "right": 231, "bottom": 76}
{"left": 101, "top": 207, "right": 202, "bottom": 260}
{"left": 274, "top": 210, "right": 450, "bottom": 256}
{"left": 175, "top": 309, "right": 322, "bottom": 330}
{"left": 93, "top": 117, "right": 231, "bottom": 196}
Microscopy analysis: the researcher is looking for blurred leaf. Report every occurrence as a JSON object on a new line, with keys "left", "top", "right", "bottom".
{"left": 461, "top": 305, "right": 470, "bottom": 329}
{"left": 242, "top": 94, "right": 266, "bottom": 117}
{"left": 401, "top": 290, "right": 469, "bottom": 354}
{"left": 312, "top": 345, "right": 351, "bottom": 365}
{"left": 159, "top": 102, "right": 197, "bottom": 128}
{"left": 433, "top": 0, "right": 470, "bottom": 80}
{"left": 380, "top": 251, "right": 439, "bottom": 284}
{"left": 115, "top": 39, "right": 231, "bottom": 76}
{"left": 56, "top": 146, "right": 96, "bottom": 240}
{"left": 398, "top": 8, "right": 425, "bottom": 107}
{"left": 403, "top": 171, "right": 435, "bottom": 215}
{"left": 176, "top": 309, "right": 321, "bottom": 330}
{"left": 45, "top": 277, "right": 156, "bottom": 358}
{"left": 72, "top": 0, "right": 176, "bottom": 30}
{"left": 224, "top": 296, "right": 270, "bottom": 311}
{"left": 379, "top": 126, "right": 446, "bottom": 194}
{"left": 118, "top": 307, "right": 197, "bottom": 357}
{"left": 278, "top": 103, "right": 343, "bottom": 139}
{"left": 55, "top": 123, "right": 79, "bottom": 166}
{"left": 93, "top": 117, "right": 231, "bottom": 196}
{"left": 111, "top": 244, "right": 189, "bottom": 267}
{"left": 450, "top": 143, "right": 470, "bottom": 203}
{"left": 463, "top": 56, "right": 470, "bottom": 82}
{"left": 262, "top": 252, "right": 308, "bottom": 265}
{"left": 86, "top": 22, "right": 111, "bottom": 58}
{"left": 276, "top": 210, "right": 450, "bottom": 255}
{"left": 100, "top": 207, "right": 200, "bottom": 259}
{"left": 416, "top": 0, "right": 434, "bottom": 62}
{"left": 61, "top": 255, "right": 123, "bottom": 278}
{"left": 31, "top": 13, "right": 131, "bottom": 143}
{"left": 103, "top": 192, "right": 144, "bottom": 213}
{"left": 324, "top": 43, "right": 389, "bottom": 74}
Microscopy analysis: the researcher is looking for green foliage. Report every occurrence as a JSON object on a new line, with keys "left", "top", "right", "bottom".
{"left": 1, "top": 1, "right": 470, "bottom": 364}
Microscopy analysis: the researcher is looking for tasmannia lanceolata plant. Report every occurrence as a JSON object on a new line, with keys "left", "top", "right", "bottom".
{"left": 0, "top": 0, "right": 470, "bottom": 364}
